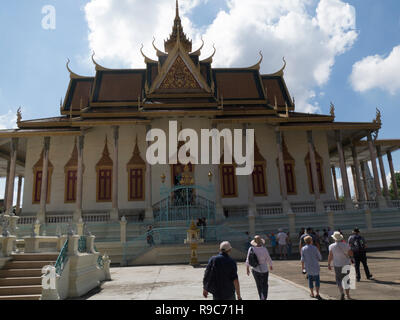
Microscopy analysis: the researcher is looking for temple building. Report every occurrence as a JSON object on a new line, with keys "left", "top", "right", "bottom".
{"left": 1, "top": 0, "right": 400, "bottom": 231}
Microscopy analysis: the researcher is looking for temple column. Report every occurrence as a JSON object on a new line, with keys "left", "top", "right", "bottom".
{"left": 360, "top": 161, "right": 371, "bottom": 201}
{"left": 335, "top": 130, "right": 353, "bottom": 210}
{"left": 367, "top": 133, "right": 387, "bottom": 208}
{"left": 276, "top": 129, "right": 291, "bottom": 214}
{"left": 331, "top": 166, "right": 339, "bottom": 201}
{"left": 37, "top": 137, "right": 50, "bottom": 223}
{"left": 211, "top": 124, "right": 224, "bottom": 221}
{"left": 307, "top": 131, "right": 324, "bottom": 212}
{"left": 387, "top": 151, "right": 398, "bottom": 199}
{"left": 6, "top": 138, "right": 18, "bottom": 215}
{"left": 3, "top": 160, "right": 10, "bottom": 211}
{"left": 145, "top": 125, "right": 154, "bottom": 222}
{"left": 376, "top": 145, "right": 390, "bottom": 200}
{"left": 74, "top": 136, "right": 84, "bottom": 223}
{"left": 111, "top": 126, "right": 119, "bottom": 221}
{"left": 16, "top": 175, "right": 23, "bottom": 215}
{"left": 351, "top": 144, "right": 365, "bottom": 204}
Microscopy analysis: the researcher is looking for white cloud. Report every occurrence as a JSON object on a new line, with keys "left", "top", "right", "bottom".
{"left": 84, "top": 0, "right": 358, "bottom": 112}
{"left": 350, "top": 45, "right": 400, "bottom": 95}
{"left": 0, "top": 110, "right": 17, "bottom": 130}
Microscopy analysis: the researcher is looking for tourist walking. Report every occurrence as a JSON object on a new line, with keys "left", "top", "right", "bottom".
{"left": 268, "top": 233, "right": 277, "bottom": 259}
{"left": 246, "top": 235, "right": 273, "bottom": 300}
{"left": 277, "top": 229, "right": 288, "bottom": 260}
{"left": 328, "top": 231, "right": 354, "bottom": 300}
{"left": 301, "top": 236, "right": 322, "bottom": 299}
{"left": 322, "top": 229, "right": 330, "bottom": 254}
{"left": 203, "top": 241, "right": 242, "bottom": 300}
{"left": 348, "top": 228, "right": 373, "bottom": 282}
{"left": 146, "top": 225, "right": 155, "bottom": 247}
{"left": 287, "top": 232, "right": 293, "bottom": 257}
{"left": 299, "top": 227, "right": 320, "bottom": 255}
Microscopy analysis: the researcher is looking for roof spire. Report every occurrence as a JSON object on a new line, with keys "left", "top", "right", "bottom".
{"left": 164, "top": 0, "right": 192, "bottom": 52}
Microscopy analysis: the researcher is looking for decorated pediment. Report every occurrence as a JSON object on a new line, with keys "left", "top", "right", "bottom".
{"left": 159, "top": 56, "right": 201, "bottom": 90}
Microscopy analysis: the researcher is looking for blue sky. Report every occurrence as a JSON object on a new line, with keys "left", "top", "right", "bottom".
{"left": 0, "top": 0, "right": 399, "bottom": 198}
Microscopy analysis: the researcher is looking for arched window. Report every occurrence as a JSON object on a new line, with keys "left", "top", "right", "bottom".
{"left": 220, "top": 152, "right": 237, "bottom": 198}
{"left": 276, "top": 137, "right": 297, "bottom": 195}
{"left": 32, "top": 150, "right": 53, "bottom": 204}
{"left": 96, "top": 138, "right": 113, "bottom": 202}
{"left": 252, "top": 140, "right": 267, "bottom": 196}
{"left": 305, "top": 151, "right": 326, "bottom": 194}
{"left": 64, "top": 140, "right": 79, "bottom": 203}
{"left": 127, "top": 139, "right": 146, "bottom": 201}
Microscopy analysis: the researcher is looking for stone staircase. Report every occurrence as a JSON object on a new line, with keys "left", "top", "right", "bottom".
{"left": 0, "top": 253, "right": 58, "bottom": 300}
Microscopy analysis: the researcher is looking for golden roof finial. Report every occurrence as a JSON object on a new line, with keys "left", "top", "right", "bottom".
{"left": 91, "top": 51, "right": 111, "bottom": 71}
{"left": 248, "top": 51, "right": 263, "bottom": 70}
{"left": 66, "top": 59, "right": 87, "bottom": 79}
{"left": 165, "top": 0, "right": 192, "bottom": 52}
{"left": 152, "top": 37, "right": 167, "bottom": 57}
{"left": 375, "top": 108, "right": 382, "bottom": 126}
{"left": 200, "top": 44, "right": 216, "bottom": 64}
{"left": 191, "top": 37, "right": 204, "bottom": 56}
{"left": 140, "top": 44, "right": 158, "bottom": 64}
{"left": 16, "top": 107, "right": 22, "bottom": 124}
{"left": 330, "top": 102, "right": 335, "bottom": 118}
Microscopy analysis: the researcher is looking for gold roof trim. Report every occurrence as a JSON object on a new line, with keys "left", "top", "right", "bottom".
{"left": 247, "top": 51, "right": 263, "bottom": 70}
{"left": 200, "top": 44, "right": 216, "bottom": 64}
{"left": 66, "top": 59, "right": 88, "bottom": 79}
{"left": 127, "top": 136, "right": 146, "bottom": 166}
{"left": 190, "top": 37, "right": 204, "bottom": 56}
{"left": 265, "top": 57, "right": 287, "bottom": 77}
{"left": 153, "top": 37, "right": 167, "bottom": 57}
{"left": 96, "top": 136, "right": 113, "bottom": 167}
{"left": 91, "top": 52, "right": 112, "bottom": 72}
{"left": 140, "top": 44, "right": 158, "bottom": 64}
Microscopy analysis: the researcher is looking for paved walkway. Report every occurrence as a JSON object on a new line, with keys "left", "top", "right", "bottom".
{"left": 85, "top": 263, "right": 315, "bottom": 300}
{"left": 271, "top": 249, "right": 400, "bottom": 300}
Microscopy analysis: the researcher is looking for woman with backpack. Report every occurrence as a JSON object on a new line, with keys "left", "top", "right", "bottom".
{"left": 246, "top": 235, "right": 273, "bottom": 300}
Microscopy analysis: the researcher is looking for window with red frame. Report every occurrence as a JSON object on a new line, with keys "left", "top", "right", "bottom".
{"left": 285, "top": 163, "right": 296, "bottom": 194}
{"left": 65, "top": 169, "right": 77, "bottom": 202}
{"left": 252, "top": 164, "right": 267, "bottom": 196}
{"left": 98, "top": 169, "right": 112, "bottom": 201}
{"left": 129, "top": 168, "right": 144, "bottom": 201}
{"left": 221, "top": 165, "right": 237, "bottom": 197}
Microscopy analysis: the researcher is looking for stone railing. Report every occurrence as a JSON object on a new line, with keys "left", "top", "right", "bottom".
{"left": 257, "top": 205, "right": 283, "bottom": 216}
{"left": 291, "top": 202, "right": 316, "bottom": 214}
{"left": 17, "top": 216, "right": 37, "bottom": 225}
{"left": 364, "top": 201, "right": 378, "bottom": 210}
{"left": 46, "top": 215, "right": 73, "bottom": 224}
{"left": 388, "top": 200, "right": 400, "bottom": 209}
{"left": 41, "top": 234, "right": 111, "bottom": 300}
{"left": 224, "top": 206, "right": 249, "bottom": 218}
{"left": 82, "top": 213, "right": 110, "bottom": 223}
{"left": 324, "top": 201, "right": 346, "bottom": 212}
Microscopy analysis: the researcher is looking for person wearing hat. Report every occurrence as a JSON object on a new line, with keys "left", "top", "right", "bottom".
{"left": 348, "top": 228, "right": 373, "bottom": 282}
{"left": 276, "top": 228, "right": 288, "bottom": 260}
{"left": 246, "top": 235, "right": 273, "bottom": 300}
{"left": 203, "top": 241, "right": 242, "bottom": 300}
{"left": 328, "top": 231, "right": 354, "bottom": 300}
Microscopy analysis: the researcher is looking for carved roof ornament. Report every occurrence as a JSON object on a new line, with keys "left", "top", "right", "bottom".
{"left": 372, "top": 108, "right": 382, "bottom": 141}
{"left": 159, "top": 56, "right": 201, "bottom": 90}
{"left": 16, "top": 107, "right": 22, "bottom": 124}
{"left": 200, "top": 44, "right": 216, "bottom": 64}
{"left": 127, "top": 135, "right": 146, "bottom": 166}
{"left": 164, "top": 0, "right": 192, "bottom": 53}
{"left": 96, "top": 136, "right": 113, "bottom": 168}
{"left": 152, "top": 37, "right": 167, "bottom": 57}
{"left": 91, "top": 52, "right": 111, "bottom": 71}
{"left": 248, "top": 51, "right": 264, "bottom": 70}
{"left": 330, "top": 102, "right": 336, "bottom": 118}
{"left": 265, "top": 57, "right": 287, "bottom": 77}
{"left": 190, "top": 37, "right": 204, "bottom": 56}
{"left": 66, "top": 59, "right": 87, "bottom": 79}
{"left": 140, "top": 44, "right": 158, "bottom": 64}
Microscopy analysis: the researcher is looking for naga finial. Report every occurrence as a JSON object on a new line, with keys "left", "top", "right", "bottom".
{"left": 330, "top": 102, "right": 335, "bottom": 118}
{"left": 375, "top": 108, "right": 382, "bottom": 125}
{"left": 16, "top": 107, "right": 22, "bottom": 123}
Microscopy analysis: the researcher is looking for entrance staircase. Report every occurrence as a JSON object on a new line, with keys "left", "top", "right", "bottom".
{"left": 0, "top": 253, "right": 58, "bottom": 300}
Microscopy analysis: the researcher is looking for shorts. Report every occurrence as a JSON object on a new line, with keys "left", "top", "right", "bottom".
{"left": 308, "top": 275, "right": 320, "bottom": 289}
{"left": 279, "top": 244, "right": 287, "bottom": 253}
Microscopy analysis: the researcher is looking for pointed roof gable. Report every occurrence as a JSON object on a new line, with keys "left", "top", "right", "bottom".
{"left": 65, "top": 139, "right": 78, "bottom": 168}
{"left": 33, "top": 149, "right": 54, "bottom": 169}
{"left": 96, "top": 137, "right": 113, "bottom": 168}
{"left": 127, "top": 137, "right": 145, "bottom": 167}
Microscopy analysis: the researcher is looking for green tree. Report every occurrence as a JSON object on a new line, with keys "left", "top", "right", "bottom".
{"left": 389, "top": 172, "right": 400, "bottom": 199}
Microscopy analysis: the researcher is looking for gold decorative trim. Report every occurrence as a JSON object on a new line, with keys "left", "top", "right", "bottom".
{"left": 304, "top": 150, "right": 326, "bottom": 195}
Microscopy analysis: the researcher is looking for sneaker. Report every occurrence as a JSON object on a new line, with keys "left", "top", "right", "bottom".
{"left": 367, "top": 275, "right": 374, "bottom": 280}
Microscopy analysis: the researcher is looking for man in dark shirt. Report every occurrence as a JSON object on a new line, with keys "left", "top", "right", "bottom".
{"left": 203, "top": 241, "right": 242, "bottom": 300}
{"left": 299, "top": 227, "right": 320, "bottom": 255}
{"left": 348, "top": 228, "right": 373, "bottom": 282}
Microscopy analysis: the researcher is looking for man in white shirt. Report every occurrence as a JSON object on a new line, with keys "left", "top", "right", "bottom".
{"left": 276, "top": 229, "right": 288, "bottom": 260}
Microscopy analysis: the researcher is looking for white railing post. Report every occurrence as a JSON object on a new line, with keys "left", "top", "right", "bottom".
{"left": 120, "top": 216, "right": 127, "bottom": 244}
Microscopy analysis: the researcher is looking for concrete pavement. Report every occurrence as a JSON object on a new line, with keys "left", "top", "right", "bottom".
{"left": 84, "top": 263, "right": 316, "bottom": 300}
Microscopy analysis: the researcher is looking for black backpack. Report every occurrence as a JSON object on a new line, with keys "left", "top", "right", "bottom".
{"left": 352, "top": 235, "right": 366, "bottom": 252}
{"left": 248, "top": 248, "right": 260, "bottom": 268}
